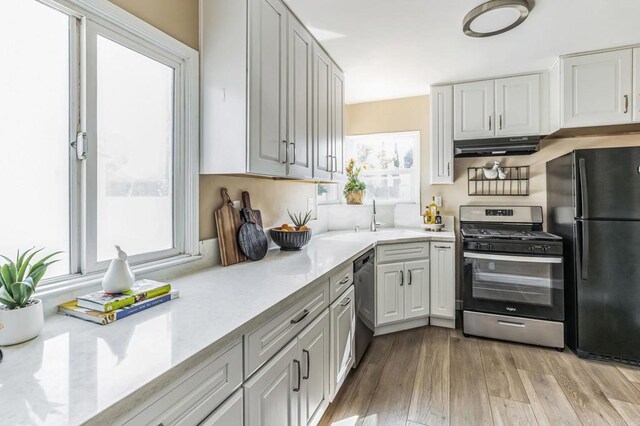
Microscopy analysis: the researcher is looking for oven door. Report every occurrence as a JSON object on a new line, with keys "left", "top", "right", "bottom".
{"left": 463, "top": 251, "right": 564, "bottom": 321}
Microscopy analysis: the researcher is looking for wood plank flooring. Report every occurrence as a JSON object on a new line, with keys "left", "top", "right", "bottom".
{"left": 319, "top": 326, "right": 640, "bottom": 426}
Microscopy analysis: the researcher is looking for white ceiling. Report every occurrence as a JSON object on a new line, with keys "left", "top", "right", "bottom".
{"left": 284, "top": 0, "right": 640, "bottom": 104}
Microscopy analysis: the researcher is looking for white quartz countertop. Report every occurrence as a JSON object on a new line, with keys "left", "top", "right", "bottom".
{"left": 0, "top": 228, "right": 455, "bottom": 425}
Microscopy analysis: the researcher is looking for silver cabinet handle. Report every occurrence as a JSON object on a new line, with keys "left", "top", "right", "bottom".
{"left": 302, "top": 349, "right": 310, "bottom": 379}
{"left": 290, "top": 142, "right": 296, "bottom": 165}
{"left": 408, "top": 269, "right": 412, "bottom": 285}
{"left": 498, "top": 320, "right": 525, "bottom": 328}
{"left": 447, "top": 162, "right": 451, "bottom": 177}
{"left": 341, "top": 297, "right": 351, "bottom": 307}
{"left": 293, "top": 359, "right": 301, "bottom": 392}
{"left": 339, "top": 275, "right": 350, "bottom": 285}
{"left": 282, "top": 140, "right": 288, "bottom": 163}
{"left": 499, "top": 114, "right": 503, "bottom": 129}
{"left": 488, "top": 115, "right": 492, "bottom": 130}
{"left": 291, "top": 309, "right": 310, "bottom": 324}
{"left": 399, "top": 270, "right": 404, "bottom": 286}
{"left": 327, "top": 154, "right": 333, "bottom": 172}
{"left": 624, "top": 95, "right": 629, "bottom": 113}
{"left": 333, "top": 156, "right": 338, "bottom": 173}
{"left": 434, "top": 245, "right": 451, "bottom": 249}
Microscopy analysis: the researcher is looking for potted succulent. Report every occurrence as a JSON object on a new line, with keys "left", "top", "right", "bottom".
{"left": 0, "top": 248, "right": 60, "bottom": 346}
{"left": 344, "top": 159, "right": 367, "bottom": 204}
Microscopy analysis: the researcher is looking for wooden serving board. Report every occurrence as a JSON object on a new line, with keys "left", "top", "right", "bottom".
{"left": 215, "top": 188, "right": 246, "bottom": 266}
{"left": 242, "top": 191, "right": 263, "bottom": 227}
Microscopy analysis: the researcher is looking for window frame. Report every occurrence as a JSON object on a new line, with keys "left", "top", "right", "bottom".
{"left": 345, "top": 131, "right": 421, "bottom": 204}
{"left": 31, "top": 0, "right": 200, "bottom": 296}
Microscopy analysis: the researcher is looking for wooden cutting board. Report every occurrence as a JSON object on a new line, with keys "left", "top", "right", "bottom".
{"left": 242, "top": 191, "right": 263, "bottom": 227}
{"left": 215, "top": 188, "right": 246, "bottom": 266}
{"left": 237, "top": 208, "right": 268, "bottom": 261}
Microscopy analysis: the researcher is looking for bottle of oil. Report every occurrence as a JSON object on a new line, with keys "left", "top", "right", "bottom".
{"left": 427, "top": 197, "right": 438, "bottom": 224}
{"left": 423, "top": 205, "right": 431, "bottom": 224}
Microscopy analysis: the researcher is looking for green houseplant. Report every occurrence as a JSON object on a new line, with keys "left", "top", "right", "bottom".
{"left": 0, "top": 248, "right": 60, "bottom": 345}
{"left": 343, "top": 159, "right": 367, "bottom": 204}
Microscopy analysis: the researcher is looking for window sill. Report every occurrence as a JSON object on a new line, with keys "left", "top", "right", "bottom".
{"left": 38, "top": 254, "right": 203, "bottom": 303}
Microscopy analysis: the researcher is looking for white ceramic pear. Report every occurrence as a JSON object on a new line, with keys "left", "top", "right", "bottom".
{"left": 102, "top": 246, "right": 135, "bottom": 294}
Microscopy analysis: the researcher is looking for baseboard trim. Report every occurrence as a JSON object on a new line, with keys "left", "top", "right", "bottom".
{"left": 374, "top": 317, "right": 429, "bottom": 336}
{"left": 430, "top": 316, "right": 456, "bottom": 329}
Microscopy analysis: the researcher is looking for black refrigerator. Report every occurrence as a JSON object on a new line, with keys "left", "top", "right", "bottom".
{"left": 547, "top": 147, "right": 640, "bottom": 363}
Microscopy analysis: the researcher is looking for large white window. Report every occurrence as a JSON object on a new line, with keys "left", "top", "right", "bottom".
{"left": 346, "top": 131, "right": 420, "bottom": 203}
{"left": 0, "top": 0, "right": 199, "bottom": 291}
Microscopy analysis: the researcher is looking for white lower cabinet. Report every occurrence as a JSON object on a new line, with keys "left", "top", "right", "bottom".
{"left": 329, "top": 285, "right": 355, "bottom": 400}
{"left": 404, "top": 259, "right": 430, "bottom": 320}
{"left": 376, "top": 254, "right": 430, "bottom": 327}
{"left": 429, "top": 242, "right": 456, "bottom": 328}
{"left": 299, "top": 310, "right": 330, "bottom": 426}
{"left": 245, "top": 339, "right": 300, "bottom": 426}
{"left": 200, "top": 389, "right": 244, "bottom": 426}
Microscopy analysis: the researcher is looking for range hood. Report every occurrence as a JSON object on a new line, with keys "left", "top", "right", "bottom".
{"left": 454, "top": 136, "right": 541, "bottom": 158}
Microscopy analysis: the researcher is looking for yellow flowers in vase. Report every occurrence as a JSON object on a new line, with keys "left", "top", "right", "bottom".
{"left": 344, "top": 159, "right": 367, "bottom": 205}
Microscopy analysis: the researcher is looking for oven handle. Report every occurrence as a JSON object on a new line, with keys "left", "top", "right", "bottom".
{"left": 463, "top": 252, "right": 563, "bottom": 264}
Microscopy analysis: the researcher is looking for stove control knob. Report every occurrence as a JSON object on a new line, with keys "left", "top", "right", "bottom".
{"left": 474, "top": 243, "right": 481, "bottom": 250}
{"left": 488, "top": 243, "right": 494, "bottom": 250}
{"left": 542, "top": 245, "right": 549, "bottom": 253}
{"left": 528, "top": 245, "right": 534, "bottom": 252}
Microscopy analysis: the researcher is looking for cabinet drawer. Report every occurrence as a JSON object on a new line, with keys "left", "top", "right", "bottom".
{"left": 245, "top": 281, "right": 329, "bottom": 377}
{"left": 329, "top": 263, "right": 353, "bottom": 303}
{"left": 199, "top": 388, "right": 243, "bottom": 426}
{"left": 377, "top": 242, "right": 429, "bottom": 263}
{"left": 126, "top": 340, "right": 243, "bottom": 426}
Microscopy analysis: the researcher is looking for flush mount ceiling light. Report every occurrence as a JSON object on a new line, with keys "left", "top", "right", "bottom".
{"left": 463, "top": 0, "right": 531, "bottom": 38}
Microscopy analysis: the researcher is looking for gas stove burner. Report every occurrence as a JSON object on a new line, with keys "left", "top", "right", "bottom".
{"left": 461, "top": 228, "right": 562, "bottom": 241}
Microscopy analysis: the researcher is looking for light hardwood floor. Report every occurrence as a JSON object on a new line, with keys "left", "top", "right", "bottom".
{"left": 319, "top": 326, "right": 640, "bottom": 426}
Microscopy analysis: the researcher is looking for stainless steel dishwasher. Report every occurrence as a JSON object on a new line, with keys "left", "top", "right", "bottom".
{"left": 353, "top": 249, "right": 375, "bottom": 368}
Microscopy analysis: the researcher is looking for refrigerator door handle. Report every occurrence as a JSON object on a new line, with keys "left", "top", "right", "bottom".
{"left": 578, "top": 158, "right": 589, "bottom": 219}
{"left": 576, "top": 220, "right": 589, "bottom": 281}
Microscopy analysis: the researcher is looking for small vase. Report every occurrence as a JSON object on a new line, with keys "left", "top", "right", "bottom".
{"left": 102, "top": 246, "right": 135, "bottom": 294}
{"left": 0, "top": 299, "right": 44, "bottom": 346}
{"left": 346, "top": 190, "right": 365, "bottom": 205}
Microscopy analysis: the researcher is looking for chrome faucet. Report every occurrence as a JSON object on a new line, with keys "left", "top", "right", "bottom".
{"left": 370, "top": 199, "right": 382, "bottom": 232}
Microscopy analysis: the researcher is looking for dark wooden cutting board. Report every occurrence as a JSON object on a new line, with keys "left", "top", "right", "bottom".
{"left": 237, "top": 208, "right": 268, "bottom": 261}
{"left": 242, "top": 191, "right": 263, "bottom": 227}
{"left": 215, "top": 188, "right": 246, "bottom": 266}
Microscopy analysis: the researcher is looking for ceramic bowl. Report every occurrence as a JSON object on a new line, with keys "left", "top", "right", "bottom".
{"left": 270, "top": 228, "right": 312, "bottom": 251}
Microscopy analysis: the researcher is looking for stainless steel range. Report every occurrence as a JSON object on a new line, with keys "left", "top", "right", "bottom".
{"left": 461, "top": 206, "right": 565, "bottom": 349}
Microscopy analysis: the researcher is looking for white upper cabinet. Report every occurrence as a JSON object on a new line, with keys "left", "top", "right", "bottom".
{"left": 248, "top": 0, "right": 288, "bottom": 176}
{"left": 430, "top": 85, "right": 454, "bottom": 184}
{"left": 495, "top": 74, "right": 540, "bottom": 137}
{"left": 313, "top": 44, "right": 333, "bottom": 181}
{"left": 561, "top": 49, "right": 633, "bottom": 128}
{"left": 454, "top": 80, "right": 495, "bottom": 140}
{"left": 287, "top": 15, "right": 313, "bottom": 179}
{"left": 200, "top": 0, "right": 344, "bottom": 179}
{"left": 331, "top": 65, "right": 346, "bottom": 179}
{"left": 633, "top": 48, "right": 640, "bottom": 123}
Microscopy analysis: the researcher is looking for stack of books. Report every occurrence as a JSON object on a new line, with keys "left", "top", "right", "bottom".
{"left": 58, "top": 279, "right": 180, "bottom": 325}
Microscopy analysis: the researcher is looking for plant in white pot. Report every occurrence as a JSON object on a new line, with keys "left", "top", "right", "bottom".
{"left": 0, "top": 248, "right": 60, "bottom": 346}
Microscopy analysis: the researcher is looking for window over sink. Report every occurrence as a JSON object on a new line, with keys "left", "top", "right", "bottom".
{"left": 346, "top": 131, "right": 420, "bottom": 204}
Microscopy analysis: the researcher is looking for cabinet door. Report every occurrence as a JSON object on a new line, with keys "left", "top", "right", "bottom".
{"left": 404, "top": 259, "right": 430, "bottom": 320}
{"left": 245, "top": 339, "right": 300, "bottom": 426}
{"left": 313, "top": 44, "right": 332, "bottom": 180}
{"left": 287, "top": 15, "right": 313, "bottom": 179}
{"left": 299, "top": 310, "right": 330, "bottom": 426}
{"left": 331, "top": 64, "right": 345, "bottom": 179}
{"left": 330, "top": 285, "right": 355, "bottom": 400}
{"left": 430, "top": 242, "right": 455, "bottom": 320}
{"left": 430, "top": 85, "right": 454, "bottom": 184}
{"left": 200, "top": 389, "right": 243, "bottom": 426}
{"left": 454, "top": 80, "right": 495, "bottom": 140}
{"left": 561, "top": 49, "right": 633, "bottom": 128}
{"left": 376, "top": 262, "right": 404, "bottom": 325}
{"left": 495, "top": 74, "right": 540, "bottom": 137}
{"left": 634, "top": 48, "right": 640, "bottom": 123}
{"left": 248, "top": 0, "right": 288, "bottom": 176}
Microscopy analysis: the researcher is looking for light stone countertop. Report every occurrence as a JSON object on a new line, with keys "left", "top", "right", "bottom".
{"left": 0, "top": 228, "right": 455, "bottom": 425}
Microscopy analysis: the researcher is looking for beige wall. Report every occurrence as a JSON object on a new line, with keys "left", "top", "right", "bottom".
{"left": 110, "top": 0, "right": 316, "bottom": 240}
{"left": 108, "top": 0, "right": 199, "bottom": 49}
{"left": 347, "top": 96, "right": 640, "bottom": 229}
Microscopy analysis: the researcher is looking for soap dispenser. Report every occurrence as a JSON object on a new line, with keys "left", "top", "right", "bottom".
{"left": 102, "top": 246, "right": 135, "bottom": 294}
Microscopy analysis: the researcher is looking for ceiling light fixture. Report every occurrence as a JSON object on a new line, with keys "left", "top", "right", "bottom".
{"left": 463, "top": 0, "right": 531, "bottom": 38}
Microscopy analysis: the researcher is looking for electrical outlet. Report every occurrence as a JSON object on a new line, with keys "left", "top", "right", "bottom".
{"left": 232, "top": 200, "right": 241, "bottom": 209}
